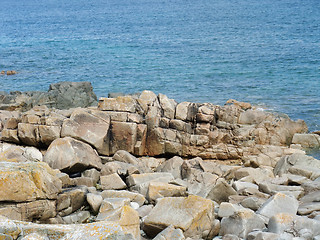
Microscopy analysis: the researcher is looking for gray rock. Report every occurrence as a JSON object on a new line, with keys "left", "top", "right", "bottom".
{"left": 217, "top": 202, "right": 245, "bottom": 218}
{"left": 62, "top": 211, "right": 90, "bottom": 224}
{"left": 100, "top": 173, "right": 127, "bottom": 190}
{"left": 298, "top": 202, "right": 320, "bottom": 215}
{"left": 101, "top": 190, "right": 146, "bottom": 206}
{"left": 86, "top": 193, "right": 103, "bottom": 214}
{"left": 268, "top": 213, "right": 320, "bottom": 237}
{"left": 219, "top": 209, "right": 265, "bottom": 238}
{"left": 44, "top": 137, "right": 102, "bottom": 173}
{"left": 156, "top": 156, "right": 184, "bottom": 179}
{"left": 207, "top": 178, "right": 237, "bottom": 203}
{"left": 153, "top": 225, "right": 185, "bottom": 240}
{"left": 0, "top": 81, "right": 97, "bottom": 111}
{"left": 257, "top": 193, "right": 299, "bottom": 219}
{"left": 61, "top": 108, "right": 111, "bottom": 155}
{"left": 292, "top": 133, "right": 320, "bottom": 148}
{"left": 143, "top": 195, "right": 214, "bottom": 239}
{"left": 240, "top": 196, "right": 266, "bottom": 211}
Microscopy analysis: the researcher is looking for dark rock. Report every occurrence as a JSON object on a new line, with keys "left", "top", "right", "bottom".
{"left": 0, "top": 81, "right": 97, "bottom": 111}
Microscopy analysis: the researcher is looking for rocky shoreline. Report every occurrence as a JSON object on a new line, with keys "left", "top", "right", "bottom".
{"left": 0, "top": 81, "right": 320, "bottom": 240}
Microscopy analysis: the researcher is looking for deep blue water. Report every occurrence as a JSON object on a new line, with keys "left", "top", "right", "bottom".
{"left": 1, "top": 0, "right": 319, "bottom": 135}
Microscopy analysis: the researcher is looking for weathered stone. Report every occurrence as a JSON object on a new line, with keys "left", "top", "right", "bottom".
{"left": 156, "top": 156, "right": 184, "bottom": 179}
{"left": 143, "top": 195, "right": 214, "bottom": 239}
{"left": 61, "top": 108, "right": 111, "bottom": 155}
{"left": 153, "top": 225, "right": 185, "bottom": 240}
{"left": 72, "top": 177, "right": 94, "bottom": 187}
{"left": 134, "top": 124, "right": 147, "bottom": 156}
{"left": 98, "top": 96, "right": 138, "bottom": 113}
{"left": 147, "top": 182, "right": 187, "bottom": 203}
{"left": 0, "top": 162, "right": 61, "bottom": 202}
{"left": 207, "top": 178, "right": 237, "bottom": 203}
{"left": 110, "top": 121, "right": 137, "bottom": 154}
{"left": 240, "top": 196, "right": 266, "bottom": 211}
{"left": 219, "top": 209, "right": 265, "bottom": 238}
{"left": 0, "top": 129, "right": 20, "bottom": 143}
{"left": 0, "top": 216, "right": 21, "bottom": 239}
{"left": 175, "top": 102, "right": 198, "bottom": 122}
{"left": 0, "top": 200, "right": 56, "bottom": 222}
{"left": 19, "top": 232, "right": 49, "bottom": 240}
{"left": 274, "top": 153, "right": 320, "bottom": 180}
{"left": 232, "top": 181, "right": 259, "bottom": 192}
{"left": 268, "top": 213, "right": 320, "bottom": 237}
{"left": 101, "top": 190, "right": 146, "bottom": 206}
{"left": 81, "top": 168, "right": 100, "bottom": 185}
{"left": 62, "top": 211, "right": 90, "bottom": 224}
{"left": 145, "top": 127, "right": 165, "bottom": 156}
{"left": 158, "top": 93, "right": 177, "bottom": 119}
{"left": 98, "top": 198, "right": 130, "bottom": 215}
{"left": 137, "top": 90, "right": 159, "bottom": 113}
{"left": 127, "top": 172, "right": 174, "bottom": 187}
{"left": 44, "top": 137, "right": 102, "bottom": 173}
{"left": 258, "top": 182, "right": 303, "bottom": 198}
{"left": 292, "top": 133, "right": 320, "bottom": 148}
{"left": 100, "top": 173, "right": 127, "bottom": 190}
{"left": 61, "top": 187, "right": 87, "bottom": 213}
{"left": 298, "top": 202, "right": 320, "bottom": 215}
{"left": 86, "top": 193, "right": 103, "bottom": 214}
{"left": 257, "top": 193, "right": 299, "bottom": 219}
{"left": 226, "top": 99, "right": 251, "bottom": 110}
{"left": 12, "top": 220, "right": 130, "bottom": 240}
{"left": 238, "top": 109, "right": 267, "bottom": 125}
{"left": 217, "top": 202, "right": 245, "bottom": 218}
{"left": 96, "top": 205, "right": 140, "bottom": 240}
{"left": 137, "top": 205, "right": 153, "bottom": 219}
{"left": 18, "top": 123, "right": 40, "bottom": 146}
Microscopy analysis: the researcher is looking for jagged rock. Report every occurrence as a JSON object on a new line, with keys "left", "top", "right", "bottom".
{"left": 257, "top": 193, "right": 299, "bottom": 219}
{"left": 62, "top": 211, "right": 90, "bottom": 224}
{"left": 158, "top": 93, "right": 177, "bottom": 119}
{"left": 268, "top": 213, "right": 320, "bottom": 237}
{"left": 110, "top": 121, "right": 138, "bottom": 155}
{"left": 146, "top": 182, "right": 187, "bottom": 203}
{"left": 143, "top": 195, "right": 214, "bottom": 239}
{"left": 0, "top": 161, "right": 61, "bottom": 202}
{"left": 156, "top": 156, "right": 184, "bottom": 179}
{"left": 206, "top": 178, "right": 237, "bottom": 203}
{"left": 0, "top": 200, "right": 56, "bottom": 222}
{"left": 61, "top": 108, "right": 111, "bottom": 155}
{"left": 240, "top": 196, "right": 266, "bottom": 211}
{"left": 0, "top": 216, "right": 21, "bottom": 239}
{"left": 217, "top": 202, "right": 245, "bottom": 218}
{"left": 98, "top": 96, "right": 138, "bottom": 113}
{"left": 20, "top": 232, "right": 49, "bottom": 240}
{"left": 127, "top": 172, "right": 174, "bottom": 187}
{"left": 274, "top": 153, "right": 320, "bottom": 180}
{"left": 10, "top": 220, "right": 132, "bottom": 240}
{"left": 71, "top": 176, "right": 95, "bottom": 187}
{"left": 43, "top": 137, "right": 102, "bottom": 173}
{"left": 292, "top": 133, "right": 320, "bottom": 148}
{"left": 138, "top": 90, "right": 159, "bottom": 114}
{"left": 153, "top": 225, "right": 185, "bottom": 240}
{"left": 101, "top": 190, "right": 146, "bottom": 207}
{"left": 219, "top": 209, "right": 265, "bottom": 238}
{"left": 0, "top": 82, "right": 97, "bottom": 111}
{"left": 100, "top": 173, "right": 127, "bottom": 190}
{"left": 96, "top": 205, "right": 140, "bottom": 240}
{"left": 86, "top": 193, "right": 103, "bottom": 214}
{"left": 82, "top": 168, "right": 100, "bottom": 185}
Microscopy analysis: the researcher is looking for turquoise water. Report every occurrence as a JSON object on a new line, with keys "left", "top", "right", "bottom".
{"left": 1, "top": 0, "right": 319, "bottom": 134}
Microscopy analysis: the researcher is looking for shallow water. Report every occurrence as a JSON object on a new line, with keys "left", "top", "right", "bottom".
{"left": 1, "top": 0, "right": 319, "bottom": 136}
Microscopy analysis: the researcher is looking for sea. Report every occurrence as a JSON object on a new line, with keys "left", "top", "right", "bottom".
{"left": 1, "top": 0, "right": 319, "bottom": 155}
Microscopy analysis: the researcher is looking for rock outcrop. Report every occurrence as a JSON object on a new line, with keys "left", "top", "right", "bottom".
{"left": 0, "top": 85, "right": 320, "bottom": 240}
{"left": 0, "top": 81, "right": 97, "bottom": 111}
